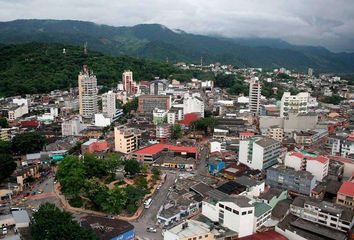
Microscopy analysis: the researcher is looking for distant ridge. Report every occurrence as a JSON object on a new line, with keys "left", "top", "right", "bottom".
{"left": 0, "top": 19, "right": 353, "bottom": 73}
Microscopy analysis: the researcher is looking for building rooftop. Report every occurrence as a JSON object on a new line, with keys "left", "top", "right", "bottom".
{"left": 255, "top": 137, "right": 280, "bottom": 148}
{"left": 253, "top": 202, "right": 272, "bottom": 218}
{"left": 289, "top": 151, "right": 329, "bottom": 164}
{"left": 238, "top": 230, "right": 287, "bottom": 240}
{"left": 234, "top": 175, "right": 260, "bottom": 188}
{"left": 167, "top": 220, "right": 211, "bottom": 238}
{"left": 81, "top": 216, "right": 134, "bottom": 240}
{"left": 268, "top": 166, "right": 315, "bottom": 180}
{"left": 12, "top": 210, "right": 30, "bottom": 226}
{"left": 134, "top": 143, "right": 197, "bottom": 155}
{"left": 338, "top": 181, "right": 354, "bottom": 197}
{"left": 271, "top": 199, "right": 292, "bottom": 219}
{"left": 207, "top": 189, "right": 253, "bottom": 208}
{"left": 259, "top": 188, "right": 286, "bottom": 201}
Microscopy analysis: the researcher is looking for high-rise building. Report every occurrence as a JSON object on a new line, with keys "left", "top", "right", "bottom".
{"left": 102, "top": 91, "right": 116, "bottom": 118}
{"left": 78, "top": 65, "right": 98, "bottom": 118}
{"left": 122, "top": 70, "right": 138, "bottom": 95}
{"left": 280, "top": 92, "right": 310, "bottom": 117}
{"left": 149, "top": 79, "right": 167, "bottom": 95}
{"left": 249, "top": 78, "right": 262, "bottom": 115}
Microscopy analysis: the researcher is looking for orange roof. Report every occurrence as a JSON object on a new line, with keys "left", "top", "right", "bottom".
{"left": 289, "top": 152, "right": 328, "bottom": 164}
{"left": 338, "top": 181, "right": 354, "bottom": 197}
{"left": 134, "top": 143, "right": 197, "bottom": 155}
{"left": 238, "top": 230, "right": 288, "bottom": 240}
{"left": 179, "top": 113, "right": 201, "bottom": 125}
{"left": 240, "top": 132, "right": 255, "bottom": 137}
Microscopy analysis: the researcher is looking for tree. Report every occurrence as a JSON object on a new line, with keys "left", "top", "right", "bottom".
{"left": 31, "top": 203, "right": 97, "bottom": 240}
{"left": 83, "top": 154, "right": 107, "bottom": 179}
{"left": 0, "top": 140, "right": 11, "bottom": 154}
{"left": 322, "top": 95, "right": 345, "bottom": 105}
{"left": 95, "top": 187, "right": 127, "bottom": 214}
{"left": 0, "top": 118, "right": 8, "bottom": 128}
{"left": 170, "top": 124, "right": 182, "bottom": 140}
{"left": 135, "top": 175, "right": 148, "bottom": 191}
{"left": 124, "top": 160, "right": 141, "bottom": 176}
{"left": 0, "top": 154, "right": 16, "bottom": 183}
{"left": 152, "top": 167, "right": 160, "bottom": 181}
{"left": 12, "top": 132, "right": 46, "bottom": 155}
{"left": 122, "top": 97, "right": 138, "bottom": 115}
{"left": 190, "top": 117, "right": 216, "bottom": 134}
{"left": 124, "top": 185, "right": 145, "bottom": 214}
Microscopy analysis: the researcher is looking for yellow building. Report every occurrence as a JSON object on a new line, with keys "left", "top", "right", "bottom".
{"left": 114, "top": 127, "right": 141, "bottom": 154}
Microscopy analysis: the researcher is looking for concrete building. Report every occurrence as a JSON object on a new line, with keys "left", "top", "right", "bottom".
{"left": 61, "top": 116, "right": 87, "bottom": 136}
{"left": 94, "top": 113, "right": 111, "bottom": 127}
{"left": 137, "top": 95, "right": 171, "bottom": 113}
{"left": 266, "top": 167, "right": 316, "bottom": 196}
{"left": 102, "top": 91, "right": 116, "bottom": 118}
{"left": 2, "top": 102, "right": 29, "bottom": 121}
{"left": 122, "top": 70, "right": 138, "bottom": 95}
{"left": 238, "top": 136, "right": 281, "bottom": 170}
{"left": 267, "top": 126, "right": 284, "bottom": 142}
{"left": 0, "top": 127, "right": 10, "bottom": 141}
{"left": 293, "top": 129, "right": 328, "bottom": 146}
{"left": 150, "top": 79, "right": 167, "bottom": 95}
{"left": 114, "top": 127, "right": 141, "bottom": 154}
{"left": 280, "top": 92, "right": 310, "bottom": 117}
{"left": 183, "top": 93, "right": 204, "bottom": 118}
{"left": 202, "top": 189, "right": 254, "bottom": 237}
{"left": 284, "top": 152, "right": 329, "bottom": 182}
{"left": 341, "top": 139, "right": 354, "bottom": 158}
{"left": 164, "top": 220, "right": 214, "bottom": 240}
{"left": 248, "top": 78, "right": 262, "bottom": 115}
{"left": 153, "top": 108, "right": 168, "bottom": 125}
{"left": 290, "top": 196, "right": 354, "bottom": 233}
{"left": 336, "top": 181, "right": 354, "bottom": 210}
{"left": 81, "top": 139, "right": 109, "bottom": 154}
{"left": 78, "top": 65, "right": 98, "bottom": 118}
{"left": 156, "top": 124, "right": 170, "bottom": 141}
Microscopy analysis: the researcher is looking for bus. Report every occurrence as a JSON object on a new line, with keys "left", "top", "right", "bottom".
{"left": 144, "top": 198, "right": 152, "bottom": 209}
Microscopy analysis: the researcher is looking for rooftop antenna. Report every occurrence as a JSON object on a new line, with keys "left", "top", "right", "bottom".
{"left": 62, "top": 48, "right": 66, "bottom": 54}
{"left": 84, "top": 42, "right": 88, "bottom": 55}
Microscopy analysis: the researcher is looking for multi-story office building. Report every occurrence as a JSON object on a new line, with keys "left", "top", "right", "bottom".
{"left": 149, "top": 79, "right": 167, "bottom": 95}
{"left": 238, "top": 136, "right": 281, "bottom": 170}
{"left": 114, "top": 127, "right": 141, "bottom": 154}
{"left": 267, "top": 126, "right": 284, "bottom": 142}
{"left": 137, "top": 95, "right": 171, "bottom": 113}
{"left": 78, "top": 65, "right": 98, "bottom": 118}
{"left": 101, "top": 91, "right": 116, "bottom": 119}
{"left": 290, "top": 196, "right": 354, "bottom": 233}
{"left": 284, "top": 152, "right": 329, "bottom": 182}
{"left": 293, "top": 129, "right": 328, "bottom": 146}
{"left": 156, "top": 124, "right": 170, "bottom": 142}
{"left": 202, "top": 189, "right": 254, "bottom": 237}
{"left": 336, "top": 181, "right": 354, "bottom": 210}
{"left": 266, "top": 166, "right": 316, "bottom": 196}
{"left": 341, "top": 138, "right": 354, "bottom": 158}
{"left": 248, "top": 78, "right": 262, "bottom": 115}
{"left": 280, "top": 92, "right": 310, "bottom": 117}
{"left": 183, "top": 93, "right": 204, "bottom": 118}
{"left": 122, "top": 70, "right": 138, "bottom": 95}
{"left": 61, "top": 116, "right": 87, "bottom": 136}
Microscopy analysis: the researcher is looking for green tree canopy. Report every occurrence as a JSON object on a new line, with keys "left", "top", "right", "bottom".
{"left": 170, "top": 124, "right": 182, "bottom": 140}
{"left": 124, "top": 160, "right": 141, "bottom": 176}
{"left": 12, "top": 132, "right": 46, "bottom": 155}
{"left": 0, "top": 154, "right": 16, "bottom": 183}
{"left": 0, "top": 118, "right": 8, "bottom": 128}
{"left": 31, "top": 203, "right": 97, "bottom": 240}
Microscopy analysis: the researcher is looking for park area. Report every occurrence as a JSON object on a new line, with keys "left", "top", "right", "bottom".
{"left": 56, "top": 153, "right": 160, "bottom": 216}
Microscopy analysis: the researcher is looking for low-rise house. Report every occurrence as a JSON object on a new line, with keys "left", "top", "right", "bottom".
{"left": 163, "top": 220, "right": 214, "bottom": 240}
{"left": 336, "top": 180, "right": 354, "bottom": 210}
{"left": 259, "top": 188, "right": 288, "bottom": 208}
{"left": 81, "top": 139, "right": 109, "bottom": 154}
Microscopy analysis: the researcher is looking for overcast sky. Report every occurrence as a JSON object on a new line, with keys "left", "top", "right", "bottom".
{"left": 0, "top": 0, "right": 353, "bottom": 52}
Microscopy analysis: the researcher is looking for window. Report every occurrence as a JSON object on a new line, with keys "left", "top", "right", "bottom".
{"left": 199, "top": 236, "right": 202, "bottom": 239}
{"left": 242, "top": 211, "right": 246, "bottom": 215}
{"left": 330, "top": 223, "right": 336, "bottom": 227}
{"left": 225, "top": 206, "right": 232, "bottom": 212}
{"left": 331, "top": 217, "right": 337, "bottom": 221}
{"left": 205, "top": 235, "right": 208, "bottom": 238}
{"left": 233, "top": 209, "right": 239, "bottom": 215}
{"left": 193, "top": 238, "right": 197, "bottom": 240}
{"left": 248, "top": 210, "right": 253, "bottom": 214}
{"left": 219, "top": 204, "right": 224, "bottom": 208}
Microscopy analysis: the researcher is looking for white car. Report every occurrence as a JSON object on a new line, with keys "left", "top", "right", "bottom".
{"left": 146, "top": 227, "right": 157, "bottom": 233}
{"left": 2, "top": 228, "right": 7, "bottom": 235}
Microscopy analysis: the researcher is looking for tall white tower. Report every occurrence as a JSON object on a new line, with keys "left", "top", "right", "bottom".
{"left": 249, "top": 78, "right": 262, "bottom": 115}
{"left": 102, "top": 91, "right": 116, "bottom": 118}
{"left": 78, "top": 65, "right": 98, "bottom": 118}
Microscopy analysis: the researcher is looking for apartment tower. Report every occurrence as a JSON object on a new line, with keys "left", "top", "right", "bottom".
{"left": 78, "top": 65, "right": 98, "bottom": 118}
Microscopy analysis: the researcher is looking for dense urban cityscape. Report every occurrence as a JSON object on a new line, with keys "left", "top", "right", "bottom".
{"left": 0, "top": 1, "right": 354, "bottom": 240}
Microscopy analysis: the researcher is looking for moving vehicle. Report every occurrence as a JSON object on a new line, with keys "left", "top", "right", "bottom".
{"left": 144, "top": 198, "right": 152, "bottom": 209}
{"left": 146, "top": 227, "right": 157, "bottom": 233}
{"left": 10, "top": 207, "right": 21, "bottom": 212}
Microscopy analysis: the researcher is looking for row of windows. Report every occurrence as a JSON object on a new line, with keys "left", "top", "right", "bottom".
{"left": 187, "top": 235, "right": 209, "bottom": 240}
{"left": 219, "top": 204, "right": 253, "bottom": 215}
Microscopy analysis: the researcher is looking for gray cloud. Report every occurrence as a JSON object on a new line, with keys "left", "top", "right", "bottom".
{"left": 0, "top": 0, "right": 353, "bottom": 52}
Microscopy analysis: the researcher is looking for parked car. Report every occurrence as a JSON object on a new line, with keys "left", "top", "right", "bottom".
{"left": 146, "top": 227, "right": 157, "bottom": 233}
{"left": 2, "top": 227, "right": 7, "bottom": 235}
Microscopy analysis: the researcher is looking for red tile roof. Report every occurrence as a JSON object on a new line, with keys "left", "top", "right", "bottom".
{"left": 179, "top": 113, "right": 201, "bottom": 125}
{"left": 338, "top": 181, "right": 354, "bottom": 197}
{"left": 289, "top": 152, "right": 328, "bottom": 164}
{"left": 240, "top": 132, "right": 255, "bottom": 137}
{"left": 134, "top": 143, "right": 197, "bottom": 155}
{"left": 238, "top": 230, "right": 288, "bottom": 240}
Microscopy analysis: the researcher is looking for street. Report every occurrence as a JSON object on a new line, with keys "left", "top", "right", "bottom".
{"left": 132, "top": 171, "right": 178, "bottom": 240}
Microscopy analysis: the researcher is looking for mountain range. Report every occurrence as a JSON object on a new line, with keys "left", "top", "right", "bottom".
{"left": 0, "top": 19, "right": 353, "bottom": 73}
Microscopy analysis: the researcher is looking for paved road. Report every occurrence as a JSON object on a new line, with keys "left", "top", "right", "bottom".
{"left": 132, "top": 171, "right": 178, "bottom": 240}
{"left": 196, "top": 143, "right": 209, "bottom": 176}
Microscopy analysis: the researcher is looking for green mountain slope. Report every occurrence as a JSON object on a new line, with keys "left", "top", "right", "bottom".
{"left": 0, "top": 19, "right": 353, "bottom": 73}
{"left": 0, "top": 42, "right": 181, "bottom": 96}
